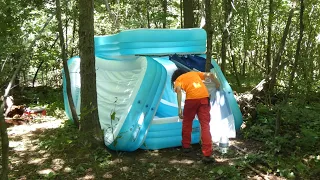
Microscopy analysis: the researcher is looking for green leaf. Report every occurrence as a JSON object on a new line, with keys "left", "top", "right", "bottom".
{"left": 110, "top": 111, "right": 116, "bottom": 120}
{"left": 217, "top": 169, "right": 223, "bottom": 175}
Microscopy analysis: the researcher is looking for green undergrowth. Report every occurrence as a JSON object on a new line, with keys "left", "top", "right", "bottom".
{"left": 7, "top": 86, "right": 320, "bottom": 179}
{"left": 241, "top": 95, "right": 320, "bottom": 179}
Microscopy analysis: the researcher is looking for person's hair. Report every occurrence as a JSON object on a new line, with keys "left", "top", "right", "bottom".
{"left": 171, "top": 68, "right": 187, "bottom": 89}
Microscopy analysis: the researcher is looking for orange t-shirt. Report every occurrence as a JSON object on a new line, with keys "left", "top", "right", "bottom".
{"left": 174, "top": 71, "right": 209, "bottom": 99}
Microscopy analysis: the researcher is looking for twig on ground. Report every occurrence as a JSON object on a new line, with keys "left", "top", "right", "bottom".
{"left": 231, "top": 144, "right": 270, "bottom": 180}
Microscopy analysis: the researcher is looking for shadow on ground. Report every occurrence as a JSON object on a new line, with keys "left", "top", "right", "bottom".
{"left": 6, "top": 118, "right": 267, "bottom": 180}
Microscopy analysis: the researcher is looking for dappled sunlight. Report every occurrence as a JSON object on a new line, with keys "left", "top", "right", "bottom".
{"left": 51, "top": 158, "right": 65, "bottom": 171}
{"left": 148, "top": 150, "right": 160, "bottom": 156}
{"left": 7, "top": 117, "right": 72, "bottom": 179}
{"left": 63, "top": 166, "right": 73, "bottom": 173}
{"left": 120, "top": 166, "right": 130, "bottom": 172}
{"left": 76, "top": 174, "right": 96, "bottom": 180}
{"left": 169, "top": 159, "right": 195, "bottom": 165}
{"left": 28, "top": 157, "right": 47, "bottom": 165}
{"left": 7, "top": 117, "right": 64, "bottom": 137}
{"left": 37, "top": 168, "right": 55, "bottom": 175}
{"left": 108, "top": 158, "right": 123, "bottom": 165}
{"left": 303, "top": 155, "right": 320, "bottom": 163}
{"left": 103, "top": 172, "right": 113, "bottom": 179}
{"left": 9, "top": 140, "right": 27, "bottom": 151}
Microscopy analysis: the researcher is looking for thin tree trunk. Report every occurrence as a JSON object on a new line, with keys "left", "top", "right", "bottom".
{"left": 265, "top": 0, "right": 273, "bottom": 74}
{"left": 180, "top": 0, "right": 183, "bottom": 28}
{"left": 275, "top": 108, "right": 281, "bottom": 136}
{"left": 147, "top": 0, "right": 151, "bottom": 28}
{"left": 65, "top": 0, "right": 69, "bottom": 58}
{"left": 32, "top": 61, "right": 44, "bottom": 87}
{"left": 267, "top": 8, "right": 295, "bottom": 93}
{"left": 260, "top": 10, "right": 266, "bottom": 69}
{"left": 230, "top": 31, "right": 241, "bottom": 87}
{"left": 56, "top": 0, "right": 79, "bottom": 128}
{"left": 70, "top": 8, "right": 77, "bottom": 57}
{"left": 1, "top": 56, "right": 9, "bottom": 72}
{"left": 221, "top": 0, "right": 232, "bottom": 74}
{"left": 204, "top": 0, "right": 212, "bottom": 72}
{"left": 303, "top": 28, "right": 314, "bottom": 102}
{"left": 183, "top": 0, "right": 194, "bottom": 28}
{"left": 162, "top": 0, "right": 167, "bottom": 28}
{"left": 0, "top": 100, "right": 9, "bottom": 180}
{"left": 79, "top": 0, "right": 102, "bottom": 145}
{"left": 242, "top": 0, "right": 250, "bottom": 76}
{"left": 285, "top": 0, "right": 304, "bottom": 102}
{"left": 0, "top": 14, "right": 53, "bottom": 180}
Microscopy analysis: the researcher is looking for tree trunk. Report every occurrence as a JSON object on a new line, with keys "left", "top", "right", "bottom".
{"left": 65, "top": 0, "right": 69, "bottom": 58}
{"left": 183, "top": 0, "right": 194, "bottom": 28}
{"left": 265, "top": 0, "right": 273, "bottom": 74}
{"left": 162, "top": 0, "right": 167, "bottom": 28}
{"left": 1, "top": 56, "right": 9, "bottom": 72}
{"left": 303, "top": 29, "right": 314, "bottom": 102}
{"left": 204, "top": 0, "right": 212, "bottom": 72}
{"left": 242, "top": 0, "right": 250, "bottom": 76}
{"left": 285, "top": 0, "right": 304, "bottom": 102}
{"left": 79, "top": 0, "right": 103, "bottom": 145}
{"left": 194, "top": 0, "right": 200, "bottom": 27}
{"left": 56, "top": 0, "right": 79, "bottom": 128}
{"left": 0, "top": 101, "right": 9, "bottom": 180}
{"left": 147, "top": 0, "right": 151, "bottom": 28}
{"left": 267, "top": 8, "right": 295, "bottom": 93}
{"left": 221, "top": 0, "right": 232, "bottom": 74}
{"left": 230, "top": 30, "right": 241, "bottom": 87}
{"left": 32, "top": 60, "right": 44, "bottom": 87}
{"left": 70, "top": 8, "right": 77, "bottom": 57}
{"left": 180, "top": 0, "right": 183, "bottom": 28}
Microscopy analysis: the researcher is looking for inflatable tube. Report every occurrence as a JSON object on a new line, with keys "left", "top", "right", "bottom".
{"left": 102, "top": 56, "right": 167, "bottom": 151}
{"left": 94, "top": 28, "right": 206, "bottom": 59}
{"left": 63, "top": 56, "right": 167, "bottom": 151}
{"left": 140, "top": 117, "right": 200, "bottom": 150}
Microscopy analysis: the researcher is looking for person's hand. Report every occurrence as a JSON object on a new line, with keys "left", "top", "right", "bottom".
{"left": 178, "top": 109, "right": 183, "bottom": 119}
{"left": 216, "top": 82, "right": 220, "bottom": 89}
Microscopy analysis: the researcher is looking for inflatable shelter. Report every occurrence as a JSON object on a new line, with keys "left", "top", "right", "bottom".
{"left": 63, "top": 28, "right": 243, "bottom": 151}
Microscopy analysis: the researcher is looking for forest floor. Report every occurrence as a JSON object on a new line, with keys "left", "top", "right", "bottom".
{"left": 5, "top": 115, "right": 285, "bottom": 180}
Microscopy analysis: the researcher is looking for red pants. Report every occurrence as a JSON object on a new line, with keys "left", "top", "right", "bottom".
{"left": 182, "top": 97, "right": 212, "bottom": 156}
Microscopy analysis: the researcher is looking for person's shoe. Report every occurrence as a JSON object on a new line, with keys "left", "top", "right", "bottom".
{"left": 202, "top": 155, "right": 215, "bottom": 163}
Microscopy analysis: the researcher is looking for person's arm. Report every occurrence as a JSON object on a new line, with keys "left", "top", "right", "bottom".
{"left": 174, "top": 85, "right": 183, "bottom": 119}
{"left": 204, "top": 72, "right": 220, "bottom": 89}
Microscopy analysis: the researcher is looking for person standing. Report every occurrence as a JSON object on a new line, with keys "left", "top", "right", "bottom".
{"left": 171, "top": 69, "right": 220, "bottom": 162}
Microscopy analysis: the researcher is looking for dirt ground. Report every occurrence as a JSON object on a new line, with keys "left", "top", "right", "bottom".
{"left": 5, "top": 117, "right": 283, "bottom": 180}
